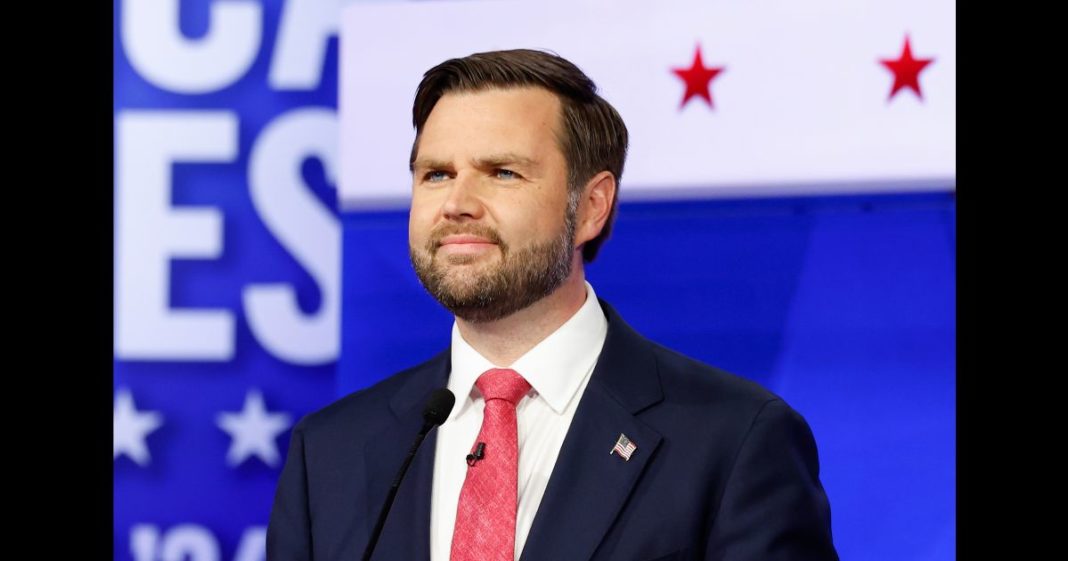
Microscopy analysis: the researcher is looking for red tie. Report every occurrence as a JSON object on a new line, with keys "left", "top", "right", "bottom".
{"left": 450, "top": 368, "right": 531, "bottom": 561}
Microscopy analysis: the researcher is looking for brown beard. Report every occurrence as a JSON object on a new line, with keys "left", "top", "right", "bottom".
{"left": 410, "top": 209, "right": 576, "bottom": 323}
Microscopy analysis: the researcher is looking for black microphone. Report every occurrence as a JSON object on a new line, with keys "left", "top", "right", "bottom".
{"left": 422, "top": 389, "right": 455, "bottom": 427}
{"left": 362, "top": 388, "right": 455, "bottom": 561}
{"left": 466, "top": 442, "right": 486, "bottom": 466}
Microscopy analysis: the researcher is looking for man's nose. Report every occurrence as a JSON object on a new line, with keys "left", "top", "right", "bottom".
{"left": 441, "top": 172, "right": 485, "bottom": 220}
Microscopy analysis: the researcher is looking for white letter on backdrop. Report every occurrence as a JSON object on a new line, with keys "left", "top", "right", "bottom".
{"left": 115, "top": 111, "right": 236, "bottom": 361}
{"left": 270, "top": 0, "right": 343, "bottom": 90}
{"left": 245, "top": 109, "right": 339, "bottom": 365}
{"left": 122, "top": 0, "right": 261, "bottom": 94}
{"left": 159, "top": 525, "right": 219, "bottom": 561}
{"left": 233, "top": 526, "right": 267, "bottom": 561}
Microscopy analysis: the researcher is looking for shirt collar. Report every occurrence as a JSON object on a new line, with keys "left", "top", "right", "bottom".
{"left": 447, "top": 281, "right": 608, "bottom": 420}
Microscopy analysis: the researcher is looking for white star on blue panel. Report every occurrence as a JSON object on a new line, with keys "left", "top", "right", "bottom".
{"left": 113, "top": 388, "right": 163, "bottom": 466}
{"left": 217, "top": 389, "right": 292, "bottom": 467}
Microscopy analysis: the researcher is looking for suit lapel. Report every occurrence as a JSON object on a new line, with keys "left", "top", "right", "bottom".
{"left": 519, "top": 300, "right": 664, "bottom": 561}
{"left": 364, "top": 351, "right": 450, "bottom": 561}
{"left": 361, "top": 300, "right": 663, "bottom": 561}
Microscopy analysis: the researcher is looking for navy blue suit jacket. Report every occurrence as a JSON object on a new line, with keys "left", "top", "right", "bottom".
{"left": 267, "top": 299, "right": 838, "bottom": 561}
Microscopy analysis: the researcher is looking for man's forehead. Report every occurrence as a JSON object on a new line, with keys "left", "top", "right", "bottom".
{"left": 415, "top": 87, "right": 566, "bottom": 163}
{"left": 428, "top": 86, "right": 563, "bottom": 127}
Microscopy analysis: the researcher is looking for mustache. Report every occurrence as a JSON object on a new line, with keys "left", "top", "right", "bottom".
{"left": 427, "top": 223, "right": 507, "bottom": 252}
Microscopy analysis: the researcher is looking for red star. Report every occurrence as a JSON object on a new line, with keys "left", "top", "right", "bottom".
{"left": 671, "top": 45, "right": 725, "bottom": 109}
{"left": 879, "top": 34, "right": 935, "bottom": 101}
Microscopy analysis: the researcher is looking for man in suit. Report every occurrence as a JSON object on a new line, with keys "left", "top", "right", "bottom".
{"left": 267, "top": 49, "right": 838, "bottom": 561}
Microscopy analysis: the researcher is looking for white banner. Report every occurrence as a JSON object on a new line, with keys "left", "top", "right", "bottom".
{"left": 339, "top": 0, "right": 955, "bottom": 209}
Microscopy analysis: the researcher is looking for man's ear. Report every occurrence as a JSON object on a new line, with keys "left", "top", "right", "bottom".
{"left": 575, "top": 171, "right": 616, "bottom": 247}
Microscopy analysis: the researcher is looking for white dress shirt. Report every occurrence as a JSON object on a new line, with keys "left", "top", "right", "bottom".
{"left": 429, "top": 281, "right": 609, "bottom": 561}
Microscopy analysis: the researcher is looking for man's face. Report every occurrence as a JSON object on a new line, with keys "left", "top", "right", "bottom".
{"left": 408, "top": 87, "right": 576, "bottom": 323}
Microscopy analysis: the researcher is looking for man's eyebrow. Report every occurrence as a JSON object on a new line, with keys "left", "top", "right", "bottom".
{"left": 473, "top": 153, "right": 538, "bottom": 170}
{"left": 410, "top": 154, "right": 540, "bottom": 173}
{"left": 410, "top": 158, "right": 452, "bottom": 173}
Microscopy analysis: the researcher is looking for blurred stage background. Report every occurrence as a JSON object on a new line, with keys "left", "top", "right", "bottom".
{"left": 114, "top": 1, "right": 955, "bottom": 560}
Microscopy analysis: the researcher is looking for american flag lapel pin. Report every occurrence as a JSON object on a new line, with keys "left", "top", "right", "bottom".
{"left": 610, "top": 433, "right": 637, "bottom": 462}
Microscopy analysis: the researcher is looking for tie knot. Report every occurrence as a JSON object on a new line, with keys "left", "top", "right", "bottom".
{"left": 476, "top": 368, "right": 531, "bottom": 406}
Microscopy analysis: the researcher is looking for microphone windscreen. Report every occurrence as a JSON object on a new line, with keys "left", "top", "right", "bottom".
{"left": 423, "top": 388, "right": 455, "bottom": 426}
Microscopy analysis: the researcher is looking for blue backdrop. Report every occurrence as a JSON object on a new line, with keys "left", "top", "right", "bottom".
{"left": 340, "top": 192, "right": 956, "bottom": 561}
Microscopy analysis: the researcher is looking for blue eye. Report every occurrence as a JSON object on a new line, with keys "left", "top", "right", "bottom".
{"left": 425, "top": 171, "right": 449, "bottom": 182}
{"left": 495, "top": 169, "right": 518, "bottom": 180}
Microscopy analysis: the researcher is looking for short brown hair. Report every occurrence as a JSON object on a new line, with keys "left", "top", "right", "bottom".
{"left": 410, "top": 49, "right": 629, "bottom": 263}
